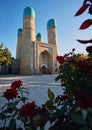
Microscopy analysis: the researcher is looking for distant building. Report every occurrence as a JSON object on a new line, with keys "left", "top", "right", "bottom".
{"left": 16, "top": 7, "right": 59, "bottom": 75}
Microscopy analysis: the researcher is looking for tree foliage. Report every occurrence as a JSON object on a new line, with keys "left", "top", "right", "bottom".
{"left": 0, "top": 43, "right": 12, "bottom": 65}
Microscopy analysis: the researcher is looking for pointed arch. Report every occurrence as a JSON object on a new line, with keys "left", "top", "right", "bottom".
{"left": 39, "top": 50, "right": 53, "bottom": 74}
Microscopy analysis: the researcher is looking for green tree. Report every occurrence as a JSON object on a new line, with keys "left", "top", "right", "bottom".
{"left": 0, "top": 43, "right": 12, "bottom": 65}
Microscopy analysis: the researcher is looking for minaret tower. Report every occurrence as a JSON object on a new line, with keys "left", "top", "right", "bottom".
{"left": 23, "top": 7, "right": 35, "bottom": 41}
{"left": 47, "top": 19, "right": 59, "bottom": 72}
{"left": 20, "top": 7, "right": 36, "bottom": 74}
{"left": 16, "top": 28, "right": 23, "bottom": 60}
{"left": 47, "top": 19, "right": 58, "bottom": 55}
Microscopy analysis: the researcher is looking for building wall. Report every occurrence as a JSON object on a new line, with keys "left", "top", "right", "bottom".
{"left": 0, "top": 59, "right": 19, "bottom": 74}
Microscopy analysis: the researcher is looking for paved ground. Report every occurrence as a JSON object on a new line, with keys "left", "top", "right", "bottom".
{"left": 0, "top": 74, "right": 60, "bottom": 85}
{"left": 0, "top": 74, "right": 62, "bottom": 105}
{"left": 0, "top": 74, "right": 63, "bottom": 129}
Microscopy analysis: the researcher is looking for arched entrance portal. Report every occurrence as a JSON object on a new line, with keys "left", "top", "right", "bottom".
{"left": 39, "top": 50, "right": 52, "bottom": 74}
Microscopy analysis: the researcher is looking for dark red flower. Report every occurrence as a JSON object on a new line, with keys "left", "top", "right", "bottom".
{"left": 11, "top": 80, "right": 22, "bottom": 89}
{"left": 3, "top": 88, "right": 18, "bottom": 100}
{"left": 77, "top": 59, "right": 89, "bottom": 70}
{"left": 56, "top": 54, "right": 69, "bottom": 64}
{"left": 19, "top": 102, "right": 37, "bottom": 119}
{"left": 75, "top": 92, "right": 92, "bottom": 109}
{"left": 56, "top": 56, "right": 64, "bottom": 64}
{"left": 86, "top": 45, "right": 92, "bottom": 53}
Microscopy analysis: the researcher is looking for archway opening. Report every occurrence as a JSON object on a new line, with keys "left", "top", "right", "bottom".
{"left": 40, "top": 64, "right": 48, "bottom": 74}
{"left": 39, "top": 50, "right": 52, "bottom": 74}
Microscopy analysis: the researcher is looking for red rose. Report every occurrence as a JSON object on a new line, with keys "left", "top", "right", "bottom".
{"left": 19, "top": 102, "right": 37, "bottom": 119}
{"left": 3, "top": 88, "right": 18, "bottom": 100}
{"left": 56, "top": 56, "right": 64, "bottom": 64}
{"left": 11, "top": 80, "right": 22, "bottom": 89}
{"left": 75, "top": 92, "right": 92, "bottom": 109}
{"left": 77, "top": 59, "right": 89, "bottom": 70}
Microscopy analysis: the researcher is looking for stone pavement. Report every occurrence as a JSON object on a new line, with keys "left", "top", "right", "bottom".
{"left": 0, "top": 74, "right": 62, "bottom": 105}
{"left": 0, "top": 74, "right": 60, "bottom": 87}
{"left": 0, "top": 74, "right": 63, "bottom": 129}
{"left": 0, "top": 74, "right": 59, "bottom": 85}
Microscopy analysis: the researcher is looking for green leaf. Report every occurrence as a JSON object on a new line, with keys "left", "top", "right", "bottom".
{"left": 18, "top": 128, "right": 23, "bottom": 130}
{"left": 21, "top": 90, "right": 29, "bottom": 94}
{"left": 17, "top": 115, "right": 26, "bottom": 122}
{"left": 71, "top": 113, "right": 86, "bottom": 125}
{"left": 21, "top": 87, "right": 28, "bottom": 90}
{"left": 12, "top": 109, "right": 18, "bottom": 118}
{"left": 88, "top": 116, "right": 92, "bottom": 127}
{"left": 55, "top": 75, "right": 60, "bottom": 81}
{"left": 45, "top": 100, "right": 53, "bottom": 107}
{"left": 87, "top": 108, "right": 92, "bottom": 113}
{"left": 81, "top": 110, "right": 87, "bottom": 120}
{"left": 21, "top": 97, "right": 28, "bottom": 103}
{"left": 58, "top": 107, "right": 65, "bottom": 115}
{"left": 0, "top": 113, "right": 6, "bottom": 120}
{"left": 14, "top": 100, "right": 19, "bottom": 105}
{"left": 9, "top": 119, "right": 16, "bottom": 130}
{"left": 48, "top": 89, "right": 54, "bottom": 100}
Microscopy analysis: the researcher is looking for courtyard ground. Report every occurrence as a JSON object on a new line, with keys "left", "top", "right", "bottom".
{"left": 0, "top": 74, "right": 63, "bottom": 129}
{"left": 0, "top": 74, "right": 62, "bottom": 106}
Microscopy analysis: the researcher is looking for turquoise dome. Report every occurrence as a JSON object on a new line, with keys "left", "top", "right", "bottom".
{"left": 47, "top": 19, "right": 56, "bottom": 28}
{"left": 18, "top": 28, "right": 22, "bottom": 36}
{"left": 36, "top": 33, "right": 41, "bottom": 38}
{"left": 18, "top": 28, "right": 22, "bottom": 33}
{"left": 23, "top": 7, "right": 35, "bottom": 17}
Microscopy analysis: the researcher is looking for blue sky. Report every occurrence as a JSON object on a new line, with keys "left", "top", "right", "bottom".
{"left": 0, "top": 0, "right": 92, "bottom": 58}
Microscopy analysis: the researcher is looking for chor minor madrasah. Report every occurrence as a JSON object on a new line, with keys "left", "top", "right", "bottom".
{"left": 16, "top": 7, "right": 59, "bottom": 75}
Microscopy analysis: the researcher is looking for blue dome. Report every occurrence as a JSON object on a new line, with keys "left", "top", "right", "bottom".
{"left": 18, "top": 28, "right": 22, "bottom": 33}
{"left": 36, "top": 33, "right": 41, "bottom": 38}
{"left": 47, "top": 19, "right": 56, "bottom": 28}
{"left": 18, "top": 28, "right": 22, "bottom": 36}
{"left": 23, "top": 7, "right": 35, "bottom": 17}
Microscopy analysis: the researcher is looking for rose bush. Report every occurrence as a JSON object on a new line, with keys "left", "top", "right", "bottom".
{"left": 0, "top": 80, "right": 50, "bottom": 130}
